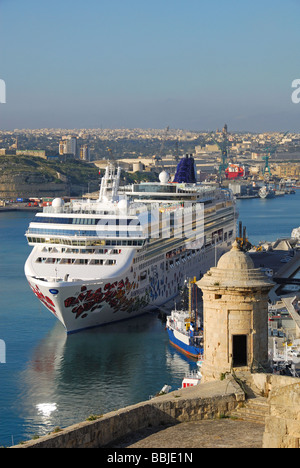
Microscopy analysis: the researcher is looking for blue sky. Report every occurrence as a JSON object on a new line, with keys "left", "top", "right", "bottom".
{"left": 1, "top": 0, "right": 300, "bottom": 131}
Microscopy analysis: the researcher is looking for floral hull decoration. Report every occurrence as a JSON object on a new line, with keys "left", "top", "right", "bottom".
{"left": 64, "top": 278, "right": 150, "bottom": 320}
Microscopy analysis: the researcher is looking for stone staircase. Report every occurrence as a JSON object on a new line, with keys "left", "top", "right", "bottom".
{"left": 230, "top": 397, "right": 270, "bottom": 425}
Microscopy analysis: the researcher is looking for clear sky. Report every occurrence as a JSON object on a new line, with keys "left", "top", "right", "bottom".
{"left": 1, "top": 0, "right": 300, "bottom": 132}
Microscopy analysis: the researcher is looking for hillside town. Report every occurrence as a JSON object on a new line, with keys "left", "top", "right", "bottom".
{"left": 0, "top": 126, "right": 300, "bottom": 204}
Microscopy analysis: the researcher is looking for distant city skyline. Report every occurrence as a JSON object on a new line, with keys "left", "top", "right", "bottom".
{"left": 1, "top": 0, "right": 300, "bottom": 132}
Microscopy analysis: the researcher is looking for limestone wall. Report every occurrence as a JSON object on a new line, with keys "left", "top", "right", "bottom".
{"left": 11, "top": 378, "right": 244, "bottom": 449}
{"left": 246, "top": 374, "right": 300, "bottom": 448}
{"left": 250, "top": 373, "right": 300, "bottom": 397}
{"left": 0, "top": 182, "right": 68, "bottom": 198}
{"left": 263, "top": 382, "right": 300, "bottom": 448}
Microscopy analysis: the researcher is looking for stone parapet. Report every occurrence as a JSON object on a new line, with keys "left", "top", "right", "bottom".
{"left": 263, "top": 382, "right": 300, "bottom": 448}
{"left": 250, "top": 373, "right": 300, "bottom": 397}
{"left": 11, "top": 377, "right": 244, "bottom": 449}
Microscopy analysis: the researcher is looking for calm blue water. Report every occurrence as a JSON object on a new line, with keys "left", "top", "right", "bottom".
{"left": 0, "top": 193, "right": 299, "bottom": 446}
{"left": 0, "top": 211, "right": 197, "bottom": 446}
{"left": 236, "top": 191, "right": 300, "bottom": 246}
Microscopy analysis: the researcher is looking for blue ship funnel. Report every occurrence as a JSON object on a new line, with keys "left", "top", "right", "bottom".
{"left": 173, "top": 154, "right": 197, "bottom": 184}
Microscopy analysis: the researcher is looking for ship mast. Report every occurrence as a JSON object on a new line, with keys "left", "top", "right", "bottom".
{"left": 188, "top": 277, "right": 197, "bottom": 321}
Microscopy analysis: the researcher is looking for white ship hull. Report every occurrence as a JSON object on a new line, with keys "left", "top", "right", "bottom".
{"left": 25, "top": 241, "right": 229, "bottom": 333}
{"left": 25, "top": 159, "right": 237, "bottom": 333}
{"left": 258, "top": 186, "right": 275, "bottom": 199}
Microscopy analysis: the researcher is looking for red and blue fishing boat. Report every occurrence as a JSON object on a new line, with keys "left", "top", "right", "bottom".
{"left": 166, "top": 278, "right": 203, "bottom": 360}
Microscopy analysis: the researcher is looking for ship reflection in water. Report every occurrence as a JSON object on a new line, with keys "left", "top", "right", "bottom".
{"left": 17, "top": 313, "right": 197, "bottom": 439}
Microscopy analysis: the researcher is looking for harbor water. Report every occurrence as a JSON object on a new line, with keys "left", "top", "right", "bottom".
{"left": 0, "top": 191, "right": 300, "bottom": 446}
{"left": 236, "top": 192, "right": 300, "bottom": 246}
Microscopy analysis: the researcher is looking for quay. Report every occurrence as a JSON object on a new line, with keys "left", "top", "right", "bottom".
{"left": 0, "top": 204, "right": 40, "bottom": 213}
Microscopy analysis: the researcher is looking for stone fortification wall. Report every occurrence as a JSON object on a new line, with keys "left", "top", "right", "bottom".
{"left": 12, "top": 378, "right": 244, "bottom": 449}
{"left": 250, "top": 373, "right": 300, "bottom": 397}
{"left": 0, "top": 182, "right": 68, "bottom": 199}
{"left": 263, "top": 382, "right": 300, "bottom": 448}
{"left": 247, "top": 373, "right": 300, "bottom": 449}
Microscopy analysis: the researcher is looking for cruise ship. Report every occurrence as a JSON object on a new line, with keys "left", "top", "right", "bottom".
{"left": 25, "top": 156, "right": 237, "bottom": 333}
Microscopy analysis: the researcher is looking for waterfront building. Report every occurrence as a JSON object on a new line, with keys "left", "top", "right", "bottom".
{"left": 274, "top": 163, "right": 300, "bottom": 179}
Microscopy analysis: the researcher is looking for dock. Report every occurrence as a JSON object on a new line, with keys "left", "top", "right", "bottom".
{"left": 0, "top": 204, "right": 41, "bottom": 212}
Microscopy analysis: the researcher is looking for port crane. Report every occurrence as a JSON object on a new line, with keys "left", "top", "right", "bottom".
{"left": 261, "top": 131, "right": 289, "bottom": 177}
{"left": 174, "top": 138, "right": 180, "bottom": 164}
{"left": 154, "top": 126, "right": 169, "bottom": 169}
{"left": 209, "top": 124, "right": 231, "bottom": 176}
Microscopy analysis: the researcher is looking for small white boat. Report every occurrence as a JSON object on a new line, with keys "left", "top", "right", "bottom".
{"left": 182, "top": 358, "right": 203, "bottom": 388}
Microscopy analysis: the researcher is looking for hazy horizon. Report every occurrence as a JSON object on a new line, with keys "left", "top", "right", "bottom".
{"left": 0, "top": 126, "right": 295, "bottom": 134}
{"left": 1, "top": 0, "right": 300, "bottom": 133}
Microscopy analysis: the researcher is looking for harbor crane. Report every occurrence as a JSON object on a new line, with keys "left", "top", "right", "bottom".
{"left": 209, "top": 124, "right": 231, "bottom": 176}
{"left": 261, "top": 131, "right": 289, "bottom": 177}
{"left": 154, "top": 126, "right": 169, "bottom": 169}
{"left": 174, "top": 138, "right": 180, "bottom": 164}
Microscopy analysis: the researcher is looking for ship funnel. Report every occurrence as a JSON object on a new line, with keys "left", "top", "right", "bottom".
{"left": 173, "top": 154, "right": 197, "bottom": 184}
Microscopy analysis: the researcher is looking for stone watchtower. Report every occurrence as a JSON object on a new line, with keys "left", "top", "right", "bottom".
{"left": 197, "top": 241, "right": 274, "bottom": 382}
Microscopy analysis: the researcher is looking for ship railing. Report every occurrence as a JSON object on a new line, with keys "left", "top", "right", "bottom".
{"left": 43, "top": 205, "right": 122, "bottom": 215}
{"left": 43, "top": 202, "right": 153, "bottom": 217}
{"left": 184, "top": 370, "right": 201, "bottom": 379}
{"left": 26, "top": 228, "right": 145, "bottom": 239}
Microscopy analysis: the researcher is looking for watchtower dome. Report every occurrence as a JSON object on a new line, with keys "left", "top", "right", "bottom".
{"left": 197, "top": 241, "right": 274, "bottom": 382}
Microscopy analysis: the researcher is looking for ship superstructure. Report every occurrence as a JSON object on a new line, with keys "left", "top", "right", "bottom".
{"left": 225, "top": 164, "right": 249, "bottom": 180}
{"left": 25, "top": 156, "right": 237, "bottom": 333}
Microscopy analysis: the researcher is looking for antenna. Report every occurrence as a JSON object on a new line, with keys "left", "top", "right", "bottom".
{"left": 154, "top": 126, "right": 169, "bottom": 169}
